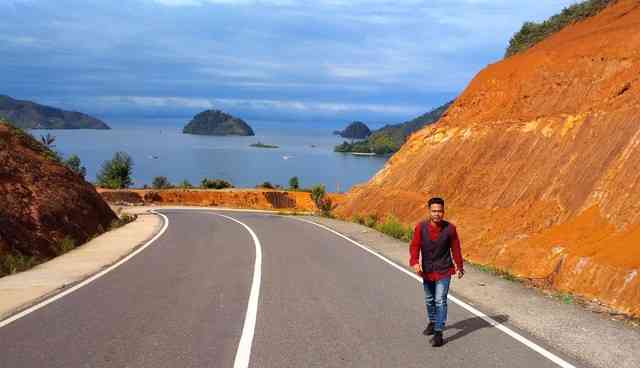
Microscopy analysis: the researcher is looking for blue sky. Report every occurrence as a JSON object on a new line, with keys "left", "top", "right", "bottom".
{"left": 1, "top": 0, "right": 578, "bottom": 124}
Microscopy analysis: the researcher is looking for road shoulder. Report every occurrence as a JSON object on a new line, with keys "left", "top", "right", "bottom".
{"left": 0, "top": 211, "right": 162, "bottom": 323}
{"left": 301, "top": 215, "right": 640, "bottom": 368}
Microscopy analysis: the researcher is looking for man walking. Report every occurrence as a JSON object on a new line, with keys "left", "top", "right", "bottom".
{"left": 409, "top": 197, "right": 464, "bottom": 347}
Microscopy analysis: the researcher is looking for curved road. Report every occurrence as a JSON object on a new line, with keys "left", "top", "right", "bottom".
{"left": 0, "top": 210, "right": 586, "bottom": 367}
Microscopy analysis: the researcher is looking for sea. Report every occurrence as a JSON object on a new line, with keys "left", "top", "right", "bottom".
{"left": 30, "top": 118, "right": 388, "bottom": 192}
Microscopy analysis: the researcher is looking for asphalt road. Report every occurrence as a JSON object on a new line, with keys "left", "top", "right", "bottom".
{"left": 0, "top": 210, "right": 587, "bottom": 367}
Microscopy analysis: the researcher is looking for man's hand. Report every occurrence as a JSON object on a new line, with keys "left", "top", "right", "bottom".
{"left": 457, "top": 269, "right": 465, "bottom": 279}
{"left": 412, "top": 263, "right": 422, "bottom": 274}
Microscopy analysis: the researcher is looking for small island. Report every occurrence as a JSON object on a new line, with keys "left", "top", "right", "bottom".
{"left": 183, "top": 110, "right": 255, "bottom": 136}
{"left": 250, "top": 142, "right": 279, "bottom": 149}
{"left": 333, "top": 121, "right": 371, "bottom": 139}
{"left": 0, "top": 94, "right": 110, "bottom": 130}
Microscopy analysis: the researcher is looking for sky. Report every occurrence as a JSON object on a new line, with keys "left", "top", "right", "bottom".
{"left": 0, "top": 0, "right": 579, "bottom": 124}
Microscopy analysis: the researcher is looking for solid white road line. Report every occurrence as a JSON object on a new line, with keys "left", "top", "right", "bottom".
{"left": 213, "top": 213, "right": 263, "bottom": 368}
{"left": 294, "top": 217, "right": 576, "bottom": 368}
{"left": 0, "top": 210, "right": 169, "bottom": 329}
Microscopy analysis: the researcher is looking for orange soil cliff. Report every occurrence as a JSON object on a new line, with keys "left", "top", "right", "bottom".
{"left": 0, "top": 122, "right": 117, "bottom": 267}
{"left": 335, "top": 0, "right": 640, "bottom": 316}
{"left": 99, "top": 188, "right": 344, "bottom": 213}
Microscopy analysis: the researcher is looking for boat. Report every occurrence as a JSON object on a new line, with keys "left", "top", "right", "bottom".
{"left": 351, "top": 152, "right": 376, "bottom": 156}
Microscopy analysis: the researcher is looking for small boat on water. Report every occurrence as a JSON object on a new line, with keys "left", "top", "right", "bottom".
{"left": 351, "top": 152, "right": 376, "bottom": 156}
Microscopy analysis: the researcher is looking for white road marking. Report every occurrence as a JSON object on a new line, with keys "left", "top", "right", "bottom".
{"left": 294, "top": 217, "right": 577, "bottom": 368}
{"left": 213, "top": 213, "right": 263, "bottom": 368}
{"left": 0, "top": 210, "right": 169, "bottom": 329}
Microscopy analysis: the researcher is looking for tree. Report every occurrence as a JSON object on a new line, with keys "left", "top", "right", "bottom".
{"left": 64, "top": 154, "right": 86, "bottom": 178}
{"left": 201, "top": 178, "right": 233, "bottom": 189}
{"left": 289, "top": 176, "right": 299, "bottom": 190}
{"left": 177, "top": 179, "right": 193, "bottom": 189}
{"left": 40, "top": 133, "right": 56, "bottom": 148}
{"left": 152, "top": 176, "right": 172, "bottom": 189}
{"left": 96, "top": 152, "right": 134, "bottom": 189}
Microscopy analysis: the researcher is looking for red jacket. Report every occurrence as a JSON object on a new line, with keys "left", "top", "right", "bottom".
{"left": 409, "top": 221, "right": 464, "bottom": 281}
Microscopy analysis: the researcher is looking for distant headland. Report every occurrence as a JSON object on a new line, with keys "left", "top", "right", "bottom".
{"left": 0, "top": 94, "right": 110, "bottom": 130}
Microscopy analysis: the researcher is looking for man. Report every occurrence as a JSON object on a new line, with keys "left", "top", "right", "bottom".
{"left": 409, "top": 197, "right": 464, "bottom": 347}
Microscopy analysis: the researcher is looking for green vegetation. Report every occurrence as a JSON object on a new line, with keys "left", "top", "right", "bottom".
{"left": 1, "top": 121, "right": 62, "bottom": 162}
{"left": 310, "top": 184, "right": 332, "bottom": 216}
{"left": 53, "top": 236, "right": 76, "bottom": 256}
{"left": 63, "top": 154, "right": 87, "bottom": 178}
{"left": 250, "top": 142, "right": 279, "bottom": 149}
{"left": 40, "top": 133, "right": 56, "bottom": 148}
{"left": 375, "top": 215, "right": 414, "bottom": 242}
{"left": 257, "top": 181, "right": 275, "bottom": 189}
{"left": 289, "top": 176, "right": 299, "bottom": 190}
{"left": 353, "top": 213, "right": 413, "bottom": 241}
{"left": 0, "top": 252, "right": 41, "bottom": 277}
{"left": 505, "top": 0, "right": 614, "bottom": 57}
{"left": 201, "top": 178, "right": 233, "bottom": 189}
{"left": 96, "top": 152, "right": 134, "bottom": 189}
{"left": 468, "top": 261, "right": 520, "bottom": 282}
{"left": 334, "top": 101, "right": 452, "bottom": 154}
{"left": 152, "top": 176, "right": 173, "bottom": 189}
{"left": 335, "top": 133, "right": 396, "bottom": 155}
{"left": 177, "top": 179, "right": 193, "bottom": 189}
{"left": 110, "top": 213, "right": 137, "bottom": 230}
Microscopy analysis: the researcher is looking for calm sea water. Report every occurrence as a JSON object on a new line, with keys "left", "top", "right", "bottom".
{"left": 31, "top": 118, "right": 387, "bottom": 191}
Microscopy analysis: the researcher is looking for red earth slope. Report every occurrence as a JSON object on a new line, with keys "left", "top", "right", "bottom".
{"left": 335, "top": 0, "right": 640, "bottom": 316}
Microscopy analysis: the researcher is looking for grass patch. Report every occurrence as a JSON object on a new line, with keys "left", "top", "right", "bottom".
{"left": 110, "top": 213, "right": 137, "bottom": 230}
{"left": 0, "top": 252, "right": 42, "bottom": 277}
{"left": 351, "top": 213, "right": 412, "bottom": 242}
{"left": 53, "top": 236, "right": 76, "bottom": 256}
{"left": 468, "top": 260, "right": 521, "bottom": 283}
{"left": 374, "top": 215, "right": 413, "bottom": 242}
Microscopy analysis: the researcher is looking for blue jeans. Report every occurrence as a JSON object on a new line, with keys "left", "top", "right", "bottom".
{"left": 422, "top": 276, "right": 451, "bottom": 332}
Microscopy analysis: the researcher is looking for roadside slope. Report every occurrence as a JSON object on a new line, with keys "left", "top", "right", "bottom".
{"left": 335, "top": 0, "right": 640, "bottom": 316}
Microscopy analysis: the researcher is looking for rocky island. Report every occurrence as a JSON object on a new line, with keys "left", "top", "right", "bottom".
{"left": 183, "top": 110, "right": 255, "bottom": 136}
{"left": 0, "top": 94, "right": 110, "bottom": 129}
{"left": 333, "top": 121, "right": 371, "bottom": 139}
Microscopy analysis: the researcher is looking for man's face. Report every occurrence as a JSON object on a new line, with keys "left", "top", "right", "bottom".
{"left": 429, "top": 203, "right": 444, "bottom": 223}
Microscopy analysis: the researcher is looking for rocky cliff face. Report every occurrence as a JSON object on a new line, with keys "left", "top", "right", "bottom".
{"left": 0, "top": 121, "right": 117, "bottom": 275}
{"left": 335, "top": 0, "right": 640, "bottom": 316}
{"left": 0, "top": 95, "right": 110, "bottom": 129}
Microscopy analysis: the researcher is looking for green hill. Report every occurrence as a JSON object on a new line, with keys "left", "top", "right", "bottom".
{"left": 0, "top": 94, "right": 110, "bottom": 130}
{"left": 335, "top": 101, "right": 453, "bottom": 155}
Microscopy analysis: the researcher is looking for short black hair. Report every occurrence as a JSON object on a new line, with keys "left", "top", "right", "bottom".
{"left": 428, "top": 197, "right": 445, "bottom": 208}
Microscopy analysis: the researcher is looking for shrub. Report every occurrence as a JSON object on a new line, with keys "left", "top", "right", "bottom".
{"left": 0, "top": 252, "right": 40, "bottom": 276}
{"left": 177, "top": 179, "right": 193, "bottom": 189}
{"left": 364, "top": 214, "right": 378, "bottom": 228}
{"left": 257, "top": 181, "right": 275, "bottom": 189}
{"left": 110, "top": 213, "right": 137, "bottom": 230}
{"left": 289, "top": 176, "right": 300, "bottom": 190}
{"left": 505, "top": 0, "right": 614, "bottom": 57}
{"left": 374, "top": 215, "right": 413, "bottom": 242}
{"left": 310, "top": 184, "right": 332, "bottom": 216}
{"left": 201, "top": 178, "right": 233, "bottom": 189}
{"left": 352, "top": 214, "right": 365, "bottom": 225}
{"left": 96, "top": 152, "right": 134, "bottom": 189}
{"left": 53, "top": 236, "right": 76, "bottom": 256}
{"left": 63, "top": 154, "right": 87, "bottom": 178}
{"left": 152, "top": 176, "right": 172, "bottom": 189}
{"left": 40, "top": 133, "right": 56, "bottom": 148}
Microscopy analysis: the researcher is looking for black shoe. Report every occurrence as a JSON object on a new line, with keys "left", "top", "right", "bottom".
{"left": 422, "top": 322, "right": 435, "bottom": 336}
{"left": 431, "top": 331, "right": 444, "bottom": 347}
